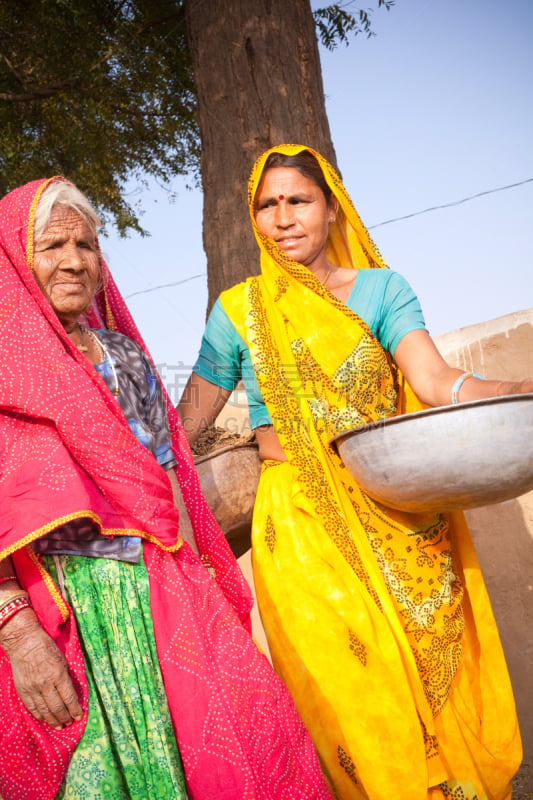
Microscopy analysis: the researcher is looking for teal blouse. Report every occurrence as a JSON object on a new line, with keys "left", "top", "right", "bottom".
{"left": 193, "top": 269, "right": 426, "bottom": 429}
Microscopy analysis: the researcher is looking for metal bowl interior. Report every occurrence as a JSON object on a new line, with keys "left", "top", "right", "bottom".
{"left": 331, "top": 393, "right": 533, "bottom": 513}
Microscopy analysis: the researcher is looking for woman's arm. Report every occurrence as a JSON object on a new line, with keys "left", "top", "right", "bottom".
{"left": 0, "top": 557, "right": 82, "bottom": 728}
{"left": 394, "top": 329, "right": 533, "bottom": 407}
{"left": 167, "top": 468, "right": 199, "bottom": 555}
{"left": 177, "top": 372, "right": 232, "bottom": 445}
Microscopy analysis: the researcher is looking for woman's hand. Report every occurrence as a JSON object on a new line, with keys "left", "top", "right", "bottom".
{"left": 0, "top": 607, "right": 83, "bottom": 729}
{"left": 504, "top": 378, "right": 533, "bottom": 395}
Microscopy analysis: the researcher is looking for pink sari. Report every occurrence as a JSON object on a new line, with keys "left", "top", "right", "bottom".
{"left": 0, "top": 178, "right": 331, "bottom": 799}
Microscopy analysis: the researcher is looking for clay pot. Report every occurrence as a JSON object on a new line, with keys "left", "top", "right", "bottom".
{"left": 195, "top": 441, "right": 261, "bottom": 557}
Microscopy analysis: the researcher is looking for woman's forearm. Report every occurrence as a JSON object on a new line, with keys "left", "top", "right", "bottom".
{"left": 394, "top": 329, "right": 533, "bottom": 407}
{"left": 177, "top": 372, "right": 232, "bottom": 444}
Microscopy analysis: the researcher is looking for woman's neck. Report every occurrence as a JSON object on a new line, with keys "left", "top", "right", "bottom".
{"left": 322, "top": 266, "right": 358, "bottom": 302}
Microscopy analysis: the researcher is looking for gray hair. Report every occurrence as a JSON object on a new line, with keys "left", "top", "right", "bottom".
{"left": 34, "top": 181, "right": 101, "bottom": 242}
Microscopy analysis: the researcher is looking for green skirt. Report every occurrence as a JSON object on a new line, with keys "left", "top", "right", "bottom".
{"left": 44, "top": 552, "right": 188, "bottom": 800}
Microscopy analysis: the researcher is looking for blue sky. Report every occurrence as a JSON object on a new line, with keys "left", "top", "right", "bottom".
{"left": 102, "top": 0, "right": 533, "bottom": 402}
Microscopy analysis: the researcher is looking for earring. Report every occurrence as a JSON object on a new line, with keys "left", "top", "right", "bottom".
{"left": 329, "top": 217, "right": 336, "bottom": 223}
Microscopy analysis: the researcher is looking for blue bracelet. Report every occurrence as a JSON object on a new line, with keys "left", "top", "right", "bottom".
{"left": 451, "top": 372, "right": 485, "bottom": 404}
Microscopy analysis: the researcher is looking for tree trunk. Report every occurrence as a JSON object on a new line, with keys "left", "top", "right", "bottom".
{"left": 185, "top": 0, "right": 337, "bottom": 312}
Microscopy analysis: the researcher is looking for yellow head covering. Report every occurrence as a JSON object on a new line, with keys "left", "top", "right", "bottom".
{"left": 248, "top": 143, "right": 388, "bottom": 274}
{"left": 223, "top": 144, "right": 399, "bottom": 438}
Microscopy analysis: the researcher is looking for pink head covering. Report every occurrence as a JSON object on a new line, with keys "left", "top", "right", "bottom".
{"left": 0, "top": 176, "right": 252, "bottom": 615}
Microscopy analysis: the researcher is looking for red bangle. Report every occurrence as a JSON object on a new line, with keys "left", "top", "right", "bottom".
{"left": 0, "top": 576, "right": 18, "bottom": 585}
{"left": 0, "top": 597, "right": 32, "bottom": 629}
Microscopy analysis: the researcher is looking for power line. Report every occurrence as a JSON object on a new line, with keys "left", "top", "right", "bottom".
{"left": 124, "top": 273, "right": 206, "bottom": 300}
{"left": 368, "top": 177, "right": 533, "bottom": 229}
{"left": 124, "top": 177, "right": 533, "bottom": 300}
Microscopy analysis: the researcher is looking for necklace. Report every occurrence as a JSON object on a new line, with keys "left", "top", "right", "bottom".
{"left": 89, "top": 330, "right": 120, "bottom": 397}
{"left": 321, "top": 264, "right": 333, "bottom": 286}
{"left": 77, "top": 326, "right": 120, "bottom": 397}
{"left": 84, "top": 328, "right": 104, "bottom": 361}
{"left": 76, "top": 323, "right": 89, "bottom": 353}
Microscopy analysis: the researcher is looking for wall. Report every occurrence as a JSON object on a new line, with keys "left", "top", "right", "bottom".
{"left": 435, "top": 309, "right": 533, "bottom": 790}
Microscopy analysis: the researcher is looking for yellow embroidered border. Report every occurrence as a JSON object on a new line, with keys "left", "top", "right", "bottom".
{"left": 26, "top": 176, "right": 62, "bottom": 270}
{"left": 1, "top": 510, "right": 183, "bottom": 564}
{"left": 25, "top": 545, "right": 70, "bottom": 622}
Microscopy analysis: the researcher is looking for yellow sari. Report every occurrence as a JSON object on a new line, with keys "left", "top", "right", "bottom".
{"left": 220, "top": 144, "right": 521, "bottom": 799}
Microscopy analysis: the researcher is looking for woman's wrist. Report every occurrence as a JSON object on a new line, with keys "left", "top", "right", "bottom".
{"left": 0, "top": 589, "right": 29, "bottom": 612}
{"left": 450, "top": 372, "right": 485, "bottom": 404}
{"left": 0, "top": 560, "right": 41, "bottom": 654}
{"left": 0, "top": 560, "right": 28, "bottom": 625}
{"left": 0, "top": 596, "right": 32, "bottom": 628}
{"left": 0, "top": 606, "right": 40, "bottom": 653}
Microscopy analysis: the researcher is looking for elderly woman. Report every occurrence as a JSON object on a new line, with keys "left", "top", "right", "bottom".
{"left": 178, "top": 144, "right": 531, "bottom": 800}
{"left": 0, "top": 177, "right": 332, "bottom": 800}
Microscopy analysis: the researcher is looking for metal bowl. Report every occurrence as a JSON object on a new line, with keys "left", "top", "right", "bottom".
{"left": 331, "top": 393, "right": 533, "bottom": 513}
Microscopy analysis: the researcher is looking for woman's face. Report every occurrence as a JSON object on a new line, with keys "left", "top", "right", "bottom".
{"left": 254, "top": 166, "right": 337, "bottom": 272}
{"left": 33, "top": 206, "right": 100, "bottom": 330}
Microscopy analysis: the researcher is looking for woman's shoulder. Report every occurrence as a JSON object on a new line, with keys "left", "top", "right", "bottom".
{"left": 218, "top": 276, "right": 260, "bottom": 328}
{"left": 220, "top": 276, "right": 257, "bottom": 302}
{"left": 353, "top": 268, "right": 416, "bottom": 302}
{"left": 356, "top": 268, "right": 405, "bottom": 285}
{"left": 94, "top": 329, "right": 146, "bottom": 357}
{"left": 95, "top": 328, "right": 131, "bottom": 344}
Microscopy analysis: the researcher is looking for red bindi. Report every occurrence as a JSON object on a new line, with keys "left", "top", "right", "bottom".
{"left": 278, "top": 194, "right": 285, "bottom": 200}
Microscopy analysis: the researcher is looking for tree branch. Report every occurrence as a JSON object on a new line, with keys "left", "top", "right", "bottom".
{"left": 0, "top": 52, "right": 27, "bottom": 86}
{"left": 0, "top": 9, "right": 186, "bottom": 104}
{"left": 0, "top": 78, "right": 83, "bottom": 102}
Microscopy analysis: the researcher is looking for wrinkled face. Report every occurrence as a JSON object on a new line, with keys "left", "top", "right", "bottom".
{"left": 254, "top": 166, "right": 337, "bottom": 271}
{"left": 33, "top": 206, "right": 100, "bottom": 329}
